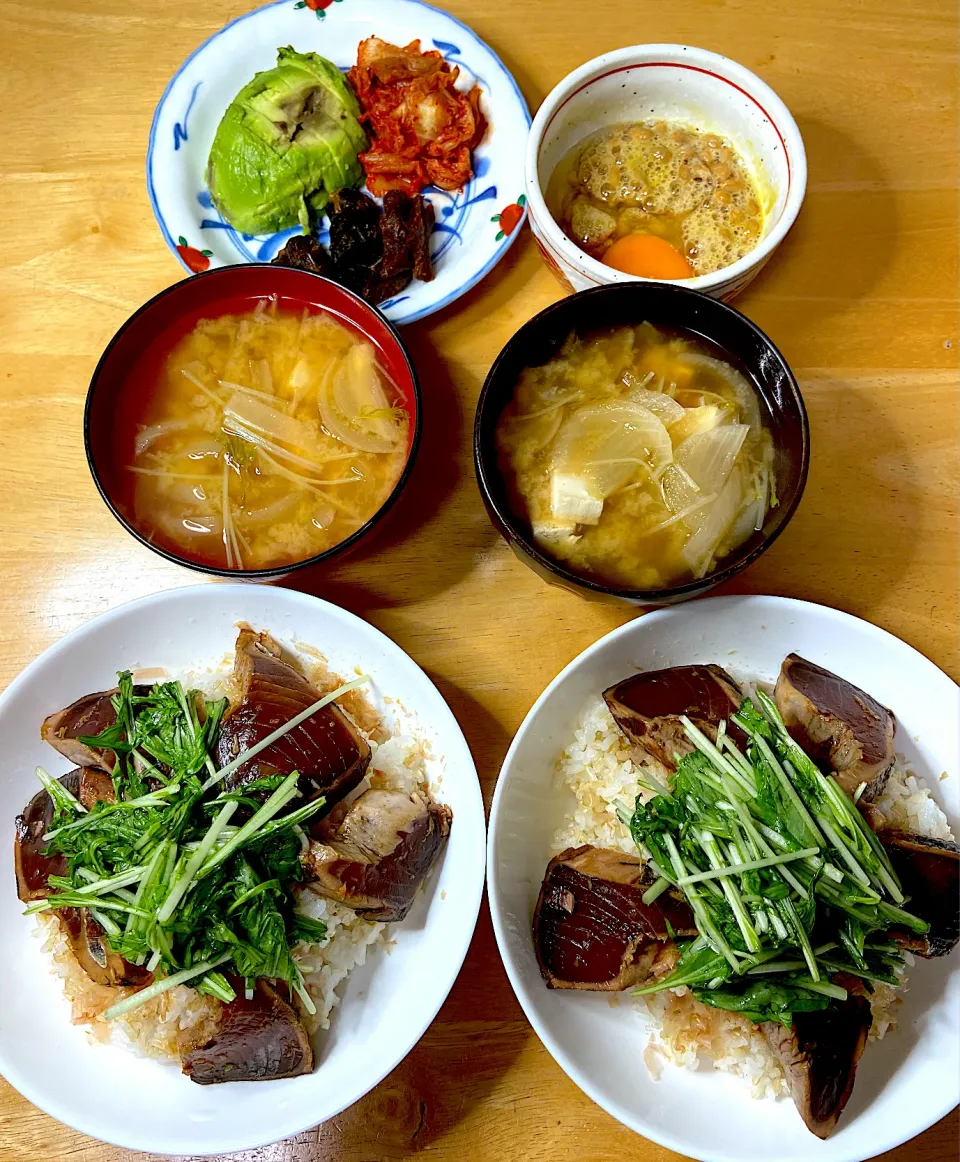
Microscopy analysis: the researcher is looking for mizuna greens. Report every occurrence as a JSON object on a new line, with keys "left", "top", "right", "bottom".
{"left": 25, "top": 671, "right": 366, "bottom": 1020}
{"left": 621, "top": 690, "right": 928, "bottom": 1027}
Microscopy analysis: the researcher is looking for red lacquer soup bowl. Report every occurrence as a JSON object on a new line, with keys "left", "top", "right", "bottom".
{"left": 85, "top": 264, "right": 421, "bottom": 580}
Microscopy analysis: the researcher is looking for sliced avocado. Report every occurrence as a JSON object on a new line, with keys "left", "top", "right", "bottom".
{"left": 207, "top": 47, "right": 367, "bottom": 235}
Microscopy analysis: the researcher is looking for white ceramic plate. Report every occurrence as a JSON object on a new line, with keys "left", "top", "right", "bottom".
{"left": 147, "top": 0, "right": 530, "bottom": 325}
{"left": 488, "top": 595, "right": 959, "bottom": 1162}
{"left": 0, "top": 584, "right": 485, "bottom": 1154}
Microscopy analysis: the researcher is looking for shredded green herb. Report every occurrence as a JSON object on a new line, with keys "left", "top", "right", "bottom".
{"left": 628, "top": 692, "right": 927, "bottom": 1027}
{"left": 27, "top": 670, "right": 369, "bottom": 1019}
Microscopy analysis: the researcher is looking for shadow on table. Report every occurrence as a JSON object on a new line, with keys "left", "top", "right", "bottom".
{"left": 421, "top": 668, "right": 512, "bottom": 806}
{"left": 744, "top": 116, "right": 899, "bottom": 326}
{"left": 422, "top": 220, "right": 545, "bottom": 334}
{"left": 486, "top": 37, "right": 543, "bottom": 121}
{"left": 716, "top": 377, "right": 920, "bottom": 609}
{"left": 313, "top": 895, "right": 528, "bottom": 1159}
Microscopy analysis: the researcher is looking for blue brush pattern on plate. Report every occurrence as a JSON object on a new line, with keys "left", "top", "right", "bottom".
{"left": 146, "top": 0, "right": 530, "bottom": 324}
{"left": 173, "top": 81, "right": 203, "bottom": 151}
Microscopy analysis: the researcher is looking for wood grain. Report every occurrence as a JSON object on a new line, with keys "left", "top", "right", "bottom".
{"left": 0, "top": 0, "right": 956, "bottom": 1158}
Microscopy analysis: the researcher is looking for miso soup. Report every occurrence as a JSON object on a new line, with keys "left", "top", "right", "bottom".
{"left": 113, "top": 299, "right": 410, "bottom": 571}
{"left": 495, "top": 323, "right": 776, "bottom": 590}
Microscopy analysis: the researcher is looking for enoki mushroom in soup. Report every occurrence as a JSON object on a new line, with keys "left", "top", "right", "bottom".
{"left": 495, "top": 323, "right": 776, "bottom": 590}
{"left": 115, "top": 299, "right": 410, "bottom": 571}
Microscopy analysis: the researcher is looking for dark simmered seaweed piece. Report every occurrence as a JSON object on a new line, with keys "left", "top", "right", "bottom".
{"left": 380, "top": 190, "right": 435, "bottom": 284}
{"left": 271, "top": 233, "right": 332, "bottom": 277}
{"left": 328, "top": 188, "right": 383, "bottom": 268}
{"left": 273, "top": 188, "right": 435, "bottom": 306}
{"left": 327, "top": 187, "right": 383, "bottom": 299}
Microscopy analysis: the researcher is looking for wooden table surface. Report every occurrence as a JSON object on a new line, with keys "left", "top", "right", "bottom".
{"left": 0, "top": 0, "right": 957, "bottom": 1158}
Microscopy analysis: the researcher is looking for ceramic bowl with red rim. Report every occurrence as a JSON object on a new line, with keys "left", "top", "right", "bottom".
{"left": 525, "top": 45, "right": 806, "bottom": 300}
{"left": 85, "top": 264, "right": 421, "bottom": 579}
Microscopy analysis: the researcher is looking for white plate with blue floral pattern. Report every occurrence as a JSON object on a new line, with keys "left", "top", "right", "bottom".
{"left": 147, "top": 0, "right": 530, "bottom": 325}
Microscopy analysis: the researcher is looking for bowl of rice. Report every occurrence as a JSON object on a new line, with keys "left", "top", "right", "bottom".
{"left": 487, "top": 594, "right": 959, "bottom": 1162}
{"left": 0, "top": 584, "right": 485, "bottom": 1155}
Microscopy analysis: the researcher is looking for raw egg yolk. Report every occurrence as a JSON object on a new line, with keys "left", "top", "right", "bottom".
{"left": 601, "top": 233, "right": 695, "bottom": 280}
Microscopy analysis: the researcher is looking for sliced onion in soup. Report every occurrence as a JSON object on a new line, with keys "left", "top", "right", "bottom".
{"left": 250, "top": 358, "right": 273, "bottom": 395}
{"left": 552, "top": 401, "right": 673, "bottom": 499}
{"left": 676, "top": 353, "right": 762, "bottom": 434}
{"left": 319, "top": 345, "right": 404, "bottom": 454}
{"left": 135, "top": 419, "right": 197, "bottom": 455}
{"left": 625, "top": 386, "right": 687, "bottom": 425}
{"left": 176, "top": 436, "right": 224, "bottom": 462}
{"left": 661, "top": 464, "right": 712, "bottom": 536}
{"left": 224, "top": 393, "right": 315, "bottom": 450}
{"left": 676, "top": 424, "right": 749, "bottom": 497}
{"left": 138, "top": 477, "right": 215, "bottom": 510}
{"left": 241, "top": 491, "right": 302, "bottom": 527}
{"left": 668, "top": 403, "right": 731, "bottom": 444}
{"left": 311, "top": 500, "right": 337, "bottom": 529}
{"left": 150, "top": 508, "right": 220, "bottom": 543}
{"left": 504, "top": 406, "right": 564, "bottom": 455}
{"left": 288, "top": 356, "right": 311, "bottom": 394}
{"left": 727, "top": 485, "right": 767, "bottom": 546}
{"left": 681, "top": 468, "right": 745, "bottom": 579}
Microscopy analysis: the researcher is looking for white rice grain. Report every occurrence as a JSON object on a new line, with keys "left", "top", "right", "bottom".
{"left": 551, "top": 694, "right": 952, "bottom": 1098}
{"left": 871, "top": 762, "right": 954, "bottom": 840}
{"left": 32, "top": 658, "right": 432, "bottom": 1064}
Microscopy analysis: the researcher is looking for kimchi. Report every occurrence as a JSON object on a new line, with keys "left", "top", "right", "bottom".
{"left": 348, "top": 37, "right": 487, "bottom": 197}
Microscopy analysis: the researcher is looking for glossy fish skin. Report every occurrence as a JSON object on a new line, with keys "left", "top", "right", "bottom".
{"left": 14, "top": 769, "right": 150, "bottom": 986}
{"left": 879, "top": 830, "right": 959, "bottom": 957}
{"left": 180, "top": 979, "right": 313, "bottom": 1085}
{"left": 13, "top": 770, "right": 80, "bottom": 902}
{"left": 775, "top": 654, "right": 896, "bottom": 800}
{"left": 533, "top": 845, "right": 696, "bottom": 991}
{"left": 77, "top": 768, "right": 115, "bottom": 810}
{"left": 302, "top": 788, "right": 452, "bottom": 922}
{"left": 41, "top": 686, "right": 149, "bottom": 773}
{"left": 603, "top": 664, "right": 745, "bottom": 772}
{"left": 762, "top": 995, "right": 872, "bottom": 1139}
{"left": 14, "top": 768, "right": 117, "bottom": 902}
{"left": 216, "top": 629, "right": 370, "bottom": 807}
{"left": 59, "top": 906, "right": 153, "bottom": 988}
